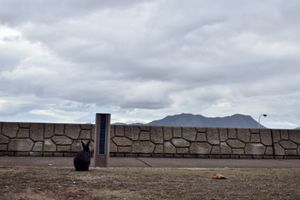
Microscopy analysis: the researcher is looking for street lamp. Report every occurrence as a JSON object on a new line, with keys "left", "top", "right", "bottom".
{"left": 258, "top": 114, "right": 267, "bottom": 128}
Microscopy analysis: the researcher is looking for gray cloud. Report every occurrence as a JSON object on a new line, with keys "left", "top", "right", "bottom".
{"left": 0, "top": 0, "right": 299, "bottom": 128}
{"left": 0, "top": 0, "right": 147, "bottom": 25}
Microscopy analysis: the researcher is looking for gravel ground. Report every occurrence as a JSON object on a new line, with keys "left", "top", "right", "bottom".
{"left": 0, "top": 167, "right": 299, "bottom": 200}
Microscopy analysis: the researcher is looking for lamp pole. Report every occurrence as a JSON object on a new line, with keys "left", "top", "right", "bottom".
{"left": 258, "top": 114, "right": 267, "bottom": 128}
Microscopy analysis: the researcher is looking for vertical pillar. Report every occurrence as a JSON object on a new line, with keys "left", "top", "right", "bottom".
{"left": 94, "top": 113, "right": 111, "bottom": 167}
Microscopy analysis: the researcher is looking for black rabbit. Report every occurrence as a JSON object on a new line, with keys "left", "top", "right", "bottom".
{"left": 73, "top": 141, "right": 91, "bottom": 171}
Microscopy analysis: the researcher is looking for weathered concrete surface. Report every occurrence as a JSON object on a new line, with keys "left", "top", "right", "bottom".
{"left": 1, "top": 157, "right": 300, "bottom": 168}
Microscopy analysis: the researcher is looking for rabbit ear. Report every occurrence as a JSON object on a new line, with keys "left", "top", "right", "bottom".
{"left": 81, "top": 141, "right": 86, "bottom": 148}
{"left": 87, "top": 140, "right": 91, "bottom": 147}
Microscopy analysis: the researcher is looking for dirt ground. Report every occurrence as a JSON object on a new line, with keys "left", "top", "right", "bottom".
{"left": 0, "top": 167, "right": 299, "bottom": 200}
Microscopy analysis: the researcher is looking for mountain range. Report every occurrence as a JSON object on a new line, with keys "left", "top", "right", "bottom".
{"left": 147, "top": 113, "right": 264, "bottom": 128}
{"left": 114, "top": 113, "right": 265, "bottom": 128}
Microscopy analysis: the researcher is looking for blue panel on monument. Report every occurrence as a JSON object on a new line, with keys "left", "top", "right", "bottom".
{"left": 99, "top": 115, "right": 106, "bottom": 154}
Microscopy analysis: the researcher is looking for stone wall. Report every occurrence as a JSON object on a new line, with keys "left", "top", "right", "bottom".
{"left": 1, "top": 121, "right": 300, "bottom": 158}
{"left": 110, "top": 126, "right": 300, "bottom": 158}
{"left": 0, "top": 122, "right": 94, "bottom": 156}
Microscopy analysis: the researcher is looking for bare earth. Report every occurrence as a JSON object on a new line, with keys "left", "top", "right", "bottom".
{"left": 0, "top": 167, "right": 299, "bottom": 200}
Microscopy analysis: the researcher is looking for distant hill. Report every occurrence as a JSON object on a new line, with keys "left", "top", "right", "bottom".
{"left": 295, "top": 127, "right": 300, "bottom": 130}
{"left": 112, "top": 122, "right": 127, "bottom": 125}
{"left": 147, "top": 113, "right": 264, "bottom": 128}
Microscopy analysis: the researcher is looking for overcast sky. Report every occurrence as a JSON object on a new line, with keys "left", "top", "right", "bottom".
{"left": 0, "top": 0, "right": 300, "bottom": 128}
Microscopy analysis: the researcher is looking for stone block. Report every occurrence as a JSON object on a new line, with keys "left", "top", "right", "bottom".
{"left": 281, "top": 130, "right": 289, "bottom": 140}
{"left": 219, "top": 128, "right": 227, "bottom": 142}
{"left": 71, "top": 140, "right": 82, "bottom": 152}
{"left": 52, "top": 136, "right": 72, "bottom": 145}
{"left": 263, "top": 155, "right": 274, "bottom": 159}
{"left": 154, "top": 144, "right": 164, "bottom": 153}
{"left": 196, "top": 128, "right": 207, "bottom": 132}
{"left": 32, "top": 142, "right": 43, "bottom": 151}
{"left": 152, "top": 153, "right": 164, "bottom": 158}
{"left": 15, "top": 152, "right": 30, "bottom": 156}
{"left": 150, "top": 127, "right": 164, "bottom": 144}
{"left": 44, "top": 139, "right": 56, "bottom": 151}
{"left": 115, "top": 126, "right": 125, "bottom": 136}
{"left": 177, "top": 148, "right": 189, "bottom": 154}
{"left": 274, "top": 143, "right": 285, "bottom": 155}
{"left": 125, "top": 126, "right": 140, "bottom": 140}
{"left": 252, "top": 155, "right": 263, "bottom": 159}
{"left": 196, "top": 132, "right": 206, "bottom": 141}
{"left": 43, "top": 152, "right": 54, "bottom": 156}
{"left": 280, "top": 141, "right": 297, "bottom": 149}
{"left": 222, "top": 155, "right": 233, "bottom": 159}
{"left": 0, "top": 152, "right": 13, "bottom": 156}
{"left": 118, "top": 146, "right": 131, "bottom": 153}
{"left": 110, "top": 125, "right": 115, "bottom": 138}
{"left": 140, "top": 126, "right": 150, "bottom": 131}
{"left": 190, "top": 143, "right": 211, "bottom": 154}
{"left": 228, "top": 129, "right": 236, "bottom": 139}
{"left": 139, "top": 131, "right": 150, "bottom": 140}
{"left": 260, "top": 129, "right": 272, "bottom": 145}
{"left": 0, "top": 144, "right": 7, "bottom": 151}
{"left": 91, "top": 125, "right": 95, "bottom": 139}
{"left": 163, "top": 127, "right": 172, "bottom": 141}
{"left": 30, "top": 124, "right": 44, "bottom": 141}
{"left": 183, "top": 154, "right": 195, "bottom": 158}
{"left": 207, "top": 129, "right": 219, "bottom": 144}
{"left": 245, "top": 143, "right": 265, "bottom": 155}
{"left": 2, "top": 123, "right": 18, "bottom": 138}
{"left": 44, "top": 124, "right": 54, "bottom": 138}
{"left": 289, "top": 130, "right": 300, "bottom": 144}
{"left": 272, "top": 130, "right": 281, "bottom": 142}
{"left": 173, "top": 127, "right": 181, "bottom": 137}
{"left": 211, "top": 146, "right": 220, "bottom": 154}
{"left": 171, "top": 138, "right": 190, "bottom": 147}
{"left": 110, "top": 141, "right": 118, "bottom": 152}
{"left": 298, "top": 146, "right": 300, "bottom": 155}
{"left": 232, "top": 149, "right": 244, "bottom": 155}
{"left": 237, "top": 129, "right": 251, "bottom": 142}
{"left": 139, "top": 153, "right": 151, "bottom": 157}
{"left": 196, "top": 154, "right": 209, "bottom": 158}
{"left": 19, "top": 123, "right": 30, "bottom": 128}
{"left": 113, "top": 137, "right": 132, "bottom": 146}
{"left": 265, "top": 146, "right": 273, "bottom": 155}
{"left": 164, "top": 142, "right": 176, "bottom": 153}
{"left": 251, "top": 134, "right": 260, "bottom": 143}
{"left": 182, "top": 127, "right": 197, "bottom": 141}
{"left": 285, "top": 149, "right": 297, "bottom": 156}
{"left": 8, "top": 139, "right": 34, "bottom": 151}
{"left": 63, "top": 152, "right": 76, "bottom": 157}
{"left": 250, "top": 129, "right": 260, "bottom": 134}
{"left": 65, "top": 124, "right": 80, "bottom": 139}
{"left": 81, "top": 124, "right": 92, "bottom": 130}
{"left": 220, "top": 142, "right": 232, "bottom": 154}
{"left": 57, "top": 145, "right": 71, "bottom": 151}
{"left": 17, "top": 128, "right": 30, "bottom": 138}
{"left": 226, "top": 139, "right": 245, "bottom": 148}
{"left": 54, "top": 124, "right": 65, "bottom": 135}
{"left": 132, "top": 141, "right": 155, "bottom": 153}
{"left": 0, "top": 134, "right": 9, "bottom": 144}
{"left": 79, "top": 130, "right": 91, "bottom": 139}
{"left": 30, "top": 152, "right": 43, "bottom": 156}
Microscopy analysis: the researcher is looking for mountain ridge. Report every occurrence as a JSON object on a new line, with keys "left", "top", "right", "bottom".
{"left": 146, "top": 113, "right": 264, "bottom": 128}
